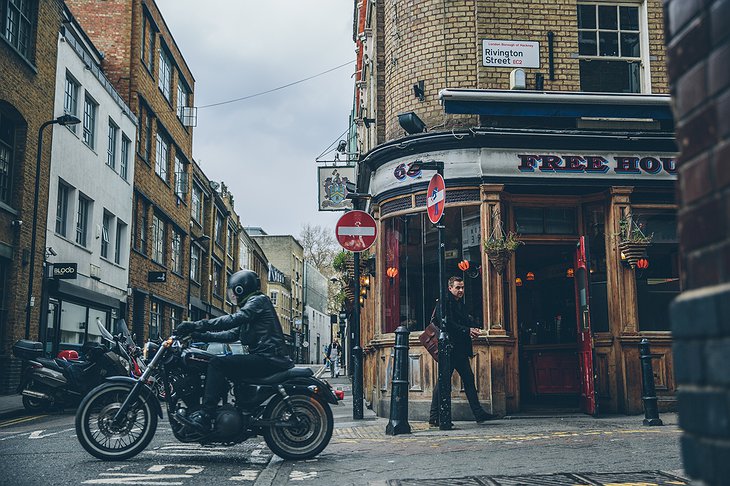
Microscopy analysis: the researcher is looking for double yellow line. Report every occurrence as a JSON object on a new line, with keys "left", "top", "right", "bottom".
{"left": 0, "top": 415, "right": 46, "bottom": 428}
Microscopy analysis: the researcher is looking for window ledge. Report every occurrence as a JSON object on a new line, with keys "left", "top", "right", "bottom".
{"left": 0, "top": 37, "right": 38, "bottom": 73}
{"left": 0, "top": 201, "right": 19, "bottom": 216}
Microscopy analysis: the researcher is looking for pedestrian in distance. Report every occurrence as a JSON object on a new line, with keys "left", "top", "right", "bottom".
{"left": 328, "top": 340, "right": 341, "bottom": 378}
{"left": 429, "top": 276, "right": 497, "bottom": 426}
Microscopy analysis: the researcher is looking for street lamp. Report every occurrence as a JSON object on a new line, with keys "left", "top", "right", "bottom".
{"left": 187, "top": 234, "right": 211, "bottom": 320}
{"left": 25, "top": 114, "right": 81, "bottom": 340}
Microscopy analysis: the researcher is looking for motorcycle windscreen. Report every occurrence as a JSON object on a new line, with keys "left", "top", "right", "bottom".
{"left": 574, "top": 236, "right": 598, "bottom": 416}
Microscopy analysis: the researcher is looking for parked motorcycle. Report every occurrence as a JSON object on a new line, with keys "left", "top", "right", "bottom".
{"left": 13, "top": 319, "right": 142, "bottom": 412}
{"left": 75, "top": 330, "right": 338, "bottom": 461}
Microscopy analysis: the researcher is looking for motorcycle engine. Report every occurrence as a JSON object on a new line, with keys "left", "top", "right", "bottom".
{"left": 212, "top": 404, "right": 245, "bottom": 442}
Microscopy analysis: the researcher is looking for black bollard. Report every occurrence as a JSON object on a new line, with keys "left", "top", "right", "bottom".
{"left": 386, "top": 325, "right": 412, "bottom": 435}
{"left": 437, "top": 327, "right": 453, "bottom": 430}
{"left": 639, "top": 338, "right": 663, "bottom": 426}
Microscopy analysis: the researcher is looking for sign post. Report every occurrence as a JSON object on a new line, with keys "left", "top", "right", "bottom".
{"left": 427, "top": 172, "right": 452, "bottom": 430}
{"left": 335, "top": 210, "right": 377, "bottom": 420}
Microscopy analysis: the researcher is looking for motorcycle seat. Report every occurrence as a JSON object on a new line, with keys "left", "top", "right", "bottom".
{"left": 35, "top": 357, "right": 66, "bottom": 372}
{"left": 243, "top": 367, "right": 313, "bottom": 385}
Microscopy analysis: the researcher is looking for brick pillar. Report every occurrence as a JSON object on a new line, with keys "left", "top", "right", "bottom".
{"left": 664, "top": 0, "right": 730, "bottom": 483}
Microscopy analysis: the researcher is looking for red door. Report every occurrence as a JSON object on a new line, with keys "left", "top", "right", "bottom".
{"left": 575, "top": 236, "right": 598, "bottom": 416}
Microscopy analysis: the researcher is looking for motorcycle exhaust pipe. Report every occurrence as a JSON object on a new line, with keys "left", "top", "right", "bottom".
{"left": 22, "top": 389, "right": 50, "bottom": 400}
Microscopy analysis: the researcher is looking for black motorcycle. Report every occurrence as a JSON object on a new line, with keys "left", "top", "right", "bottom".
{"left": 13, "top": 319, "right": 142, "bottom": 412}
{"left": 75, "top": 331, "right": 338, "bottom": 461}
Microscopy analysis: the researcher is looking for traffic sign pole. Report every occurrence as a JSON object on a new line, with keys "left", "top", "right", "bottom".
{"left": 335, "top": 210, "right": 376, "bottom": 421}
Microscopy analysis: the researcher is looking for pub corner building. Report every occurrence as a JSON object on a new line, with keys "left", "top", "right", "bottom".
{"left": 349, "top": 1, "right": 679, "bottom": 419}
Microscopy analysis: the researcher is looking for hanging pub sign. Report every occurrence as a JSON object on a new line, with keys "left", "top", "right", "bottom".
{"left": 318, "top": 166, "right": 355, "bottom": 211}
{"left": 482, "top": 39, "right": 540, "bottom": 68}
{"left": 52, "top": 263, "right": 77, "bottom": 279}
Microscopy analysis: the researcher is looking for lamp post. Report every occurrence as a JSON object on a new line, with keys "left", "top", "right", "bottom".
{"left": 187, "top": 234, "right": 211, "bottom": 320}
{"left": 25, "top": 114, "right": 81, "bottom": 340}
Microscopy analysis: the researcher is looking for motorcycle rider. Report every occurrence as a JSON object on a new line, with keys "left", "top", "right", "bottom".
{"left": 175, "top": 269, "right": 293, "bottom": 433}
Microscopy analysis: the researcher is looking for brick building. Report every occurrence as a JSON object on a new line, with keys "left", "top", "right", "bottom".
{"left": 351, "top": 0, "right": 679, "bottom": 420}
{"left": 66, "top": 0, "right": 196, "bottom": 341}
{"left": 664, "top": 0, "right": 730, "bottom": 483}
{"left": 0, "top": 0, "right": 64, "bottom": 393}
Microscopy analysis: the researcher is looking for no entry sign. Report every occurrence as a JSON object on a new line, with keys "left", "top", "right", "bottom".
{"left": 426, "top": 173, "right": 446, "bottom": 224}
{"left": 335, "top": 210, "right": 377, "bottom": 252}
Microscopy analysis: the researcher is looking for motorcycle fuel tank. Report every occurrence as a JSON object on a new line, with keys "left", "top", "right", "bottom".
{"left": 183, "top": 348, "right": 215, "bottom": 371}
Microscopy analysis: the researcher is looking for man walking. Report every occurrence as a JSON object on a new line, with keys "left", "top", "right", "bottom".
{"left": 429, "top": 276, "right": 496, "bottom": 426}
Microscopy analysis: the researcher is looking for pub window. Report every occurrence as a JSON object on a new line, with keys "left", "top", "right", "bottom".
{"left": 634, "top": 210, "right": 680, "bottom": 331}
{"left": 577, "top": 3, "right": 643, "bottom": 93}
{"left": 383, "top": 206, "right": 483, "bottom": 334}
{"left": 584, "top": 203, "right": 610, "bottom": 333}
{"left": 515, "top": 207, "right": 577, "bottom": 235}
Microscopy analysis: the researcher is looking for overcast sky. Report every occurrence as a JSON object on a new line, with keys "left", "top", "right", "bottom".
{"left": 155, "top": 0, "right": 353, "bottom": 237}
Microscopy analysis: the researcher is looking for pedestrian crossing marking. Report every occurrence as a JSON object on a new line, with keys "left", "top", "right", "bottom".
{"left": 229, "top": 470, "right": 260, "bottom": 481}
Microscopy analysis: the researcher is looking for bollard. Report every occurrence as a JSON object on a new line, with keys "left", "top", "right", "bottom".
{"left": 437, "top": 327, "right": 453, "bottom": 430}
{"left": 386, "top": 325, "right": 412, "bottom": 435}
{"left": 639, "top": 338, "right": 663, "bottom": 426}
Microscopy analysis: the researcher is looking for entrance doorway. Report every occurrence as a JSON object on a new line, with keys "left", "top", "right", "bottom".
{"left": 516, "top": 243, "right": 580, "bottom": 411}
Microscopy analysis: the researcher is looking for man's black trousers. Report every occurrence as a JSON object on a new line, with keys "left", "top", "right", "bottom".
{"left": 202, "top": 354, "right": 290, "bottom": 413}
{"left": 429, "top": 353, "right": 485, "bottom": 420}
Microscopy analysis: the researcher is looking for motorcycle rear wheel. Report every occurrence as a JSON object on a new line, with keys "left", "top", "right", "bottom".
{"left": 22, "top": 394, "right": 51, "bottom": 412}
{"left": 75, "top": 383, "right": 158, "bottom": 461}
{"left": 263, "top": 393, "right": 333, "bottom": 460}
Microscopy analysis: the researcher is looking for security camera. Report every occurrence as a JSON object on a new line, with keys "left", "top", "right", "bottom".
{"left": 11, "top": 220, "right": 22, "bottom": 227}
{"left": 47, "top": 247, "right": 58, "bottom": 256}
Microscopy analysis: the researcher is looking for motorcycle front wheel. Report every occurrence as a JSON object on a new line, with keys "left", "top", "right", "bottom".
{"left": 75, "top": 383, "right": 158, "bottom": 461}
{"left": 263, "top": 393, "right": 333, "bottom": 460}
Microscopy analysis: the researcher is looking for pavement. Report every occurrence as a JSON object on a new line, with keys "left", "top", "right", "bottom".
{"left": 0, "top": 393, "right": 23, "bottom": 420}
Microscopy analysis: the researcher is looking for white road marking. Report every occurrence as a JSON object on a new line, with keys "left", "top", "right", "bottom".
{"left": 28, "top": 428, "right": 74, "bottom": 439}
{"left": 82, "top": 472, "right": 190, "bottom": 485}
{"left": 289, "top": 470, "right": 318, "bottom": 481}
{"left": 228, "top": 470, "right": 259, "bottom": 481}
{"left": 147, "top": 465, "right": 203, "bottom": 475}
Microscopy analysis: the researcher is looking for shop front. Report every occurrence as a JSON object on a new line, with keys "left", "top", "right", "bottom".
{"left": 358, "top": 92, "right": 678, "bottom": 418}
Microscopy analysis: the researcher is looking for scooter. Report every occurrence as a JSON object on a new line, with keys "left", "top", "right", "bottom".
{"left": 13, "top": 319, "right": 141, "bottom": 412}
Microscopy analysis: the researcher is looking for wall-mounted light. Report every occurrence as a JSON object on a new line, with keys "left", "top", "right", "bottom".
{"left": 566, "top": 267, "right": 574, "bottom": 278}
{"left": 526, "top": 272, "right": 535, "bottom": 281}
{"left": 515, "top": 277, "right": 523, "bottom": 287}
{"left": 397, "top": 111, "right": 426, "bottom": 135}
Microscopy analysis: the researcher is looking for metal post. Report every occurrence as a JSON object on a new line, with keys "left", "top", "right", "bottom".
{"left": 352, "top": 252, "right": 364, "bottom": 419}
{"left": 639, "top": 338, "right": 663, "bottom": 426}
{"left": 437, "top": 223, "right": 453, "bottom": 430}
{"left": 386, "top": 325, "right": 412, "bottom": 435}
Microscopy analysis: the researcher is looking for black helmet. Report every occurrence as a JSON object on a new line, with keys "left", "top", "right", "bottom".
{"left": 227, "top": 270, "right": 261, "bottom": 305}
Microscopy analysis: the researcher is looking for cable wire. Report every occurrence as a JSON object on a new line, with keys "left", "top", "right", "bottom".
{"left": 197, "top": 60, "right": 355, "bottom": 109}
{"left": 316, "top": 126, "right": 351, "bottom": 161}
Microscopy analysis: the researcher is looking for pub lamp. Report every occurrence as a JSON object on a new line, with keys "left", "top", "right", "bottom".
{"left": 397, "top": 111, "right": 426, "bottom": 134}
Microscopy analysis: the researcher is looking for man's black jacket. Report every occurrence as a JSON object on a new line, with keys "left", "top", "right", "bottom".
{"left": 194, "top": 293, "right": 293, "bottom": 369}
{"left": 443, "top": 294, "right": 481, "bottom": 358}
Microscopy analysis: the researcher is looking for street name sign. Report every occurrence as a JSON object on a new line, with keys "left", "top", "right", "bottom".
{"left": 335, "top": 210, "right": 377, "bottom": 252}
{"left": 426, "top": 173, "right": 446, "bottom": 224}
{"left": 148, "top": 271, "right": 167, "bottom": 283}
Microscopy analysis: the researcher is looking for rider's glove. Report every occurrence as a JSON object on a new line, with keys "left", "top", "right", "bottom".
{"left": 176, "top": 321, "right": 202, "bottom": 336}
{"left": 190, "top": 331, "right": 209, "bottom": 342}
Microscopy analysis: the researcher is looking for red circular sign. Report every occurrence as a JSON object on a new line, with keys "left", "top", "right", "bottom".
{"left": 426, "top": 173, "right": 446, "bottom": 224}
{"left": 335, "top": 210, "right": 377, "bottom": 252}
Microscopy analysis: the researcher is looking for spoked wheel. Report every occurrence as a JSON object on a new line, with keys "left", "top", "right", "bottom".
{"left": 263, "top": 393, "right": 333, "bottom": 460}
{"left": 75, "top": 383, "right": 158, "bottom": 461}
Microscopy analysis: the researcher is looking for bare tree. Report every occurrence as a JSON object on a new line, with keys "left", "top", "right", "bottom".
{"left": 299, "top": 223, "right": 338, "bottom": 275}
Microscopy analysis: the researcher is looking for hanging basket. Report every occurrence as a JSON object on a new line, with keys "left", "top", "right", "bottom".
{"left": 618, "top": 240, "right": 651, "bottom": 269}
{"left": 486, "top": 248, "right": 511, "bottom": 274}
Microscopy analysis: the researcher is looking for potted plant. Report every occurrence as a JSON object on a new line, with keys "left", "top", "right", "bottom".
{"left": 483, "top": 229, "right": 522, "bottom": 274}
{"left": 617, "top": 216, "right": 653, "bottom": 268}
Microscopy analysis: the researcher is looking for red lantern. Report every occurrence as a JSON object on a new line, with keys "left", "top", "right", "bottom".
{"left": 458, "top": 260, "right": 470, "bottom": 271}
{"left": 386, "top": 267, "right": 399, "bottom": 278}
{"left": 637, "top": 258, "right": 649, "bottom": 269}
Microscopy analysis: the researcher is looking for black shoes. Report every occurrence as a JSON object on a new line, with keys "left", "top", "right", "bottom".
{"left": 428, "top": 418, "right": 439, "bottom": 427}
{"left": 475, "top": 411, "right": 498, "bottom": 423}
{"left": 175, "top": 409, "right": 213, "bottom": 433}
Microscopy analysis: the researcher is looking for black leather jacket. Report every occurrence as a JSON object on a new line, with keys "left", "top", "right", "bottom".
{"left": 195, "top": 293, "right": 293, "bottom": 369}
{"left": 444, "top": 294, "right": 481, "bottom": 358}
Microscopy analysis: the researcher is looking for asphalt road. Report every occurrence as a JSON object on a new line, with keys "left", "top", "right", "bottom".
{"left": 0, "top": 405, "right": 687, "bottom": 486}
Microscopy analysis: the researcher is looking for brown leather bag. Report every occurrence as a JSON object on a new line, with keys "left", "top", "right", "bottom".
{"left": 419, "top": 304, "right": 440, "bottom": 361}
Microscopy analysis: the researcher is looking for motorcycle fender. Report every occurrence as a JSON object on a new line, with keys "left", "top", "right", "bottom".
{"left": 284, "top": 377, "right": 339, "bottom": 405}
{"left": 105, "top": 376, "right": 163, "bottom": 418}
